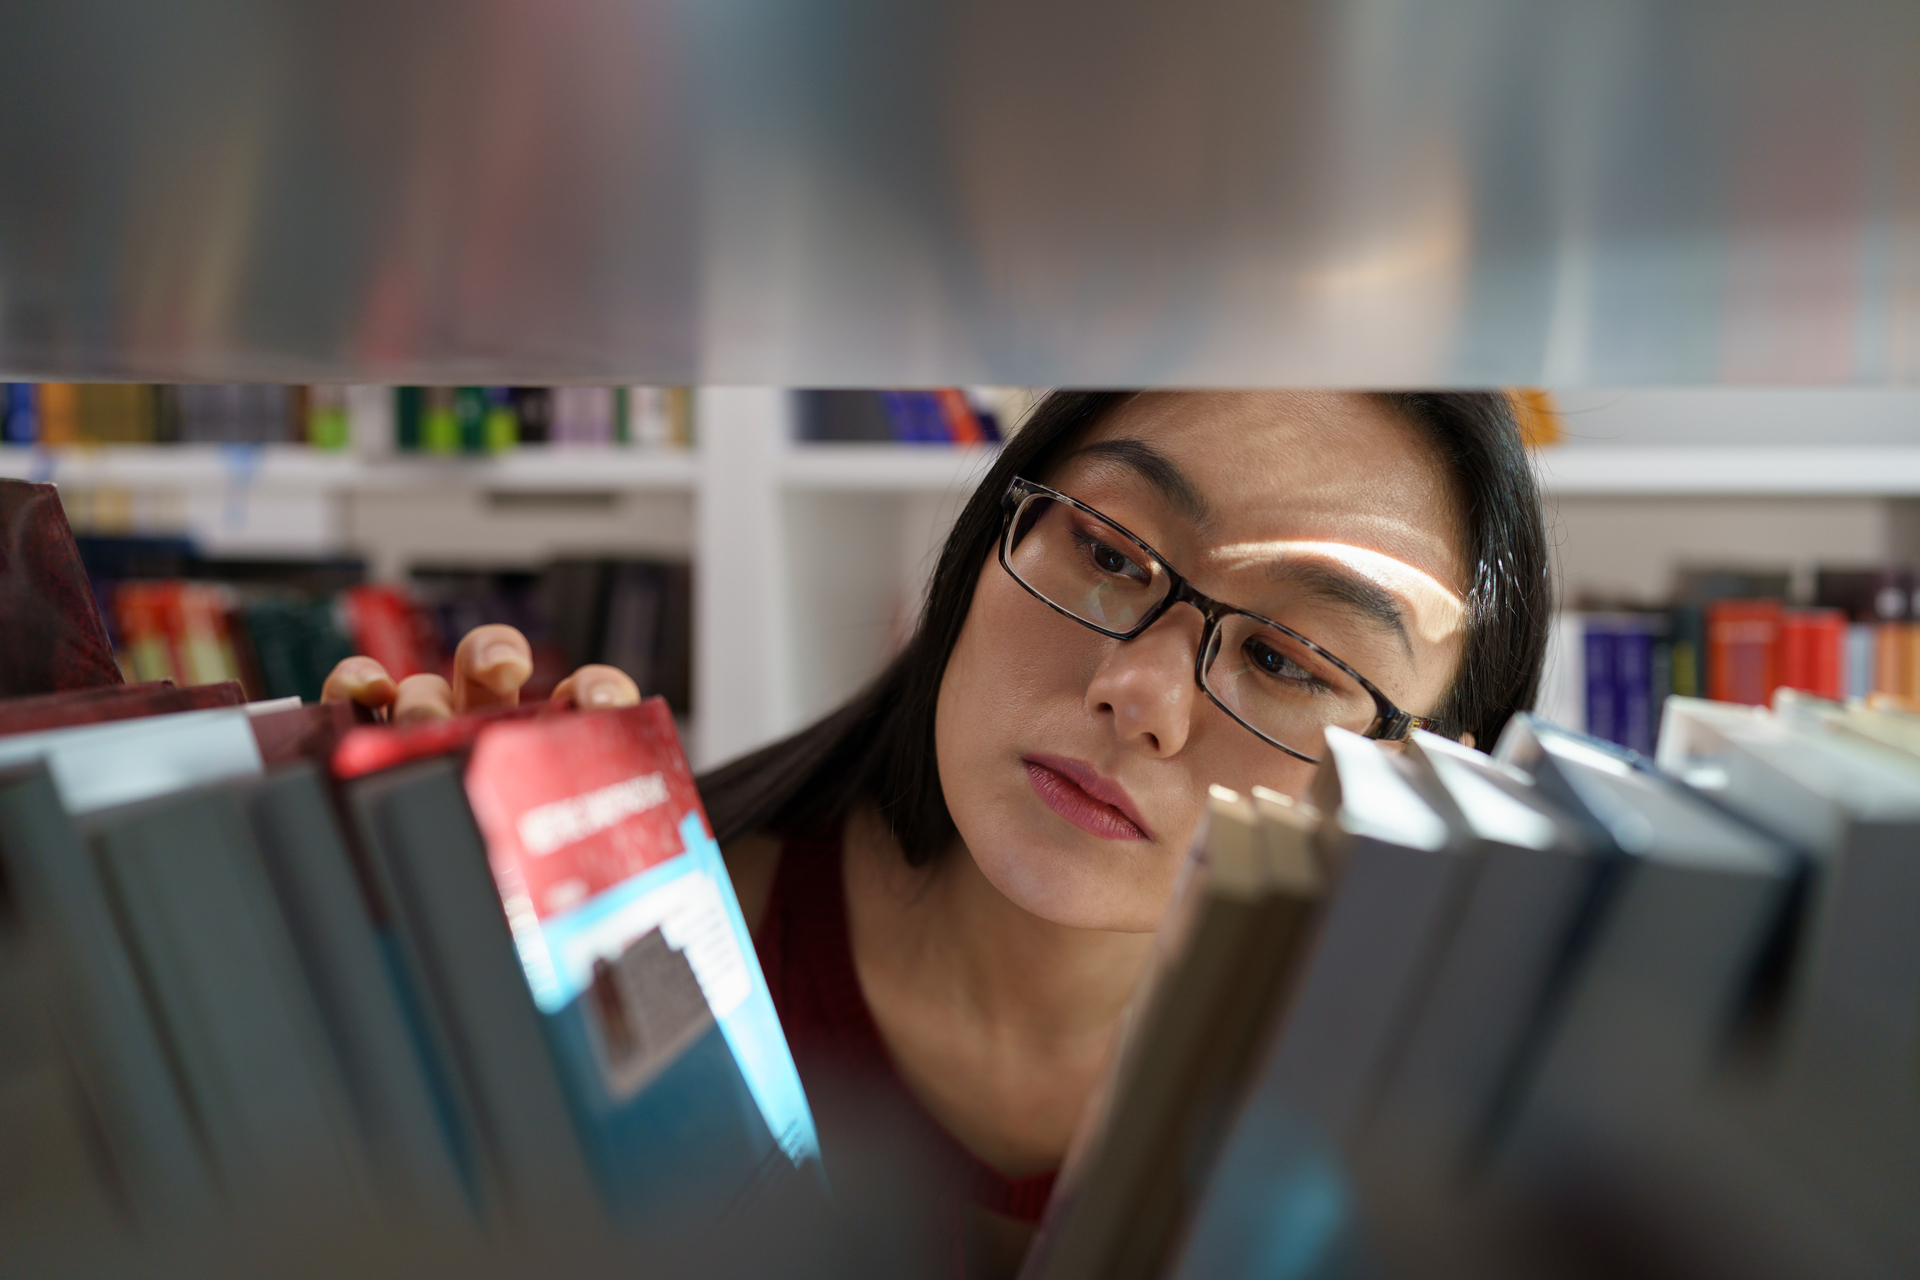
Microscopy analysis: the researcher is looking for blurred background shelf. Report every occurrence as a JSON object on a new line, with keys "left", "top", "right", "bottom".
{"left": 779, "top": 442, "right": 999, "bottom": 492}
{"left": 1536, "top": 446, "right": 1920, "bottom": 496}
{"left": 0, "top": 444, "right": 700, "bottom": 492}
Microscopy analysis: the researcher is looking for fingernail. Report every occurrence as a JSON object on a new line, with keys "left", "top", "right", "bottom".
{"left": 479, "top": 643, "right": 526, "bottom": 673}
{"left": 584, "top": 683, "right": 618, "bottom": 707}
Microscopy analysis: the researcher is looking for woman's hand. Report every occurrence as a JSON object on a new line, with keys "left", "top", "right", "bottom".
{"left": 321, "top": 623, "right": 640, "bottom": 723}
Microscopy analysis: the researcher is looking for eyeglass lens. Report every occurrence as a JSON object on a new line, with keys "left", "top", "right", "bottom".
{"left": 1005, "top": 490, "right": 1381, "bottom": 756}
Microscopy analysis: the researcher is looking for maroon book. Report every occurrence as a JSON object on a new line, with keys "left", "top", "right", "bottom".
{"left": 0, "top": 680, "right": 248, "bottom": 738}
{"left": 248, "top": 699, "right": 366, "bottom": 768}
{"left": 0, "top": 479, "right": 123, "bottom": 696}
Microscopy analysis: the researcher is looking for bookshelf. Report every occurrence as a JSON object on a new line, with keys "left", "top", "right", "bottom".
{"left": 10, "top": 393, "right": 1920, "bottom": 768}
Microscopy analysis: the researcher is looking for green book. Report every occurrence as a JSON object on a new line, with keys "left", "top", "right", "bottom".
{"left": 454, "top": 387, "right": 487, "bottom": 454}
{"left": 394, "top": 387, "right": 423, "bottom": 452}
{"left": 422, "top": 388, "right": 459, "bottom": 454}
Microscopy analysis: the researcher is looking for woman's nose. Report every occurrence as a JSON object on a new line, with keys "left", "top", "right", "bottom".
{"left": 1085, "top": 606, "right": 1203, "bottom": 757}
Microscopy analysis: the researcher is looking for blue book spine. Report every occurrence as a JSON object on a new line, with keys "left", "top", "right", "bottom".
{"left": 3, "top": 384, "right": 39, "bottom": 444}
{"left": 1846, "top": 623, "right": 1876, "bottom": 700}
{"left": 1616, "top": 622, "right": 1655, "bottom": 756}
{"left": 1583, "top": 620, "right": 1618, "bottom": 746}
{"left": 880, "top": 391, "right": 950, "bottom": 443}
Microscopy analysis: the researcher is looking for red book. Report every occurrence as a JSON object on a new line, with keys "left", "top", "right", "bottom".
{"left": 0, "top": 680, "right": 247, "bottom": 738}
{"left": 248, "top": 698, "right": 365, "bottom": 768}
{"left": 1778, "top": 609, "right": 1845, "bottom": 701}
{"left": 341, "top": 585, "right": 444, "bottom": 681}
{"left": 330, "top": 700, "right": 557, "bottom": 780}
{"left": 114, "top": 582, "right": 182, "bottom": 684}
{"left": 935, "top": 388, "right": 987, "bottom": 445}
{"left": 0, "top": 479, "right": 123, "bottom": 696}
{"left": 1707, "top": 599, "right": 1781, "bottom": 706}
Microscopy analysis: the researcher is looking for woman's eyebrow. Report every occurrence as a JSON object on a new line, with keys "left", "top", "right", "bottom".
{"left": 1262, "top": 559, "right": 1413, "bottom": 657}
{"left": 1071, "top": 439, "right": 1214, "bottom": 529}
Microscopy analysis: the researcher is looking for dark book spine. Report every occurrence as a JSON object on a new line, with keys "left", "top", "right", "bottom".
{"left": 454, "top": 387, "right": 487, "bottom": 454}
{"left": 509, "top": 388, "right": 550, "bottom": 444}
{"left": 1583, "top": 620, "right": 1617, "bottom": 746}
{"left": 394, "top": 387, "right": 424, "bottom": 452}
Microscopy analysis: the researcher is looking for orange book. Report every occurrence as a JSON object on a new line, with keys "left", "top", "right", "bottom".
{"left": 935, "top": 388, "right": 988, "bottom": 445}
{"left": 1706, "top": 599, "right": 1781, "bottom": 706}
{"left": 37, "top": 384, "right": 79, "bottom": 445}
{"left": 113, "top": 582, "right": 183, "bottom": 683}
{"left": 1905, "top": 623, "right": 1920, "bottom": 699}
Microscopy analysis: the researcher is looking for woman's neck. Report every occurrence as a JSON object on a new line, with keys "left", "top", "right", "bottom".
{"left": 841, "top": 804, "right": 1157, "bottom": 1174}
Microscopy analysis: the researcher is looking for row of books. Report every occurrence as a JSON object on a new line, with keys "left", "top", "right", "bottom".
{"left": 0, "top": 683, "right": 829, "bottom": 1277}
{"left": 3, "top": 384, "right": 1015, "bottom": 452}
{"left": 0, "top": 384, "right": 695, "bottom": 452}
{"left": 793, "top": 389, "right": 1004, "bottom": 444}
{"left": 78, "top": 544, "right": 693, "bottom": 715}
{"left": 1560, "top": 563, "right": 1920, "bottom": 755}
{"left": 1022, "top": 696, "right": 1920, "bottom": 1280}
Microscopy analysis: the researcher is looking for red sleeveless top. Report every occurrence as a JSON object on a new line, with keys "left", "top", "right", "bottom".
{"left": 753, "top": 826, "right": 1059, "bottom": 1229}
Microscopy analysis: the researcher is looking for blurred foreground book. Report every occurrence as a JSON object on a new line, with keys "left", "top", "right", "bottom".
{"left": 0, "top": 691, "right": 835, "bottom": 1279}
{"left": 1024, "top": 707, "right": 1920, "bottom": 1280}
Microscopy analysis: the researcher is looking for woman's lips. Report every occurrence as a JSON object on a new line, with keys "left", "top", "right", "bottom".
{"left": 1022, "top": 754, "right": 1151, "bottom": 841}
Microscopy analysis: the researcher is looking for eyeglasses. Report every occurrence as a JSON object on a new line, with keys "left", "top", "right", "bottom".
{"left": 998, "top": 477, "right": 1447, "bottom": 764}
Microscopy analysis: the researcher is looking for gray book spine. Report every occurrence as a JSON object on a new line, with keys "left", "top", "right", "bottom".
{"left": 1254, "top": 834, "right": 1473, "bottom": 1151}
{"left": 344, "top": 758, "right": 604, "bottom": 1242}
{"left": 0, "top": 765, "right": 210, "bottom": 1220}
{"left": 242, "top": 767, "right": 472, "bottom": 1225}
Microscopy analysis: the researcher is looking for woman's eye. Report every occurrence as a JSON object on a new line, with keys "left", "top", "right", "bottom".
{"left": 1246, "top": 639, "right": 1328, "bottom": 689}
{"left": 1077, "top": 532, "right": 1149, "bottom": 584}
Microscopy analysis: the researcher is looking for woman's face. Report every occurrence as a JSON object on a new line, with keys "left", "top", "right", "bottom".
{"left": 935, "top": 392, "right": 1470, "bottom": 932}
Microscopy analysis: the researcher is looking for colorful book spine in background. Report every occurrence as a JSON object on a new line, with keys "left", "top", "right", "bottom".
{"left": 38, "top": 384, "right": 79, "bottom": 445}
{"left": 511, "top": 388, "right": 551, "bottom": 444}
{"left": 394, "top": 387, "right": 424, "bottom": 451}
{"left": 1706, "top": 599, "right": 1781, "bottom": 706}
{"left": 1777, "top": 609, "right": 1845, "bottom": 700}
{"left": 483, "top": 387, "right": 518, "bottom": 452}
{"left": 454, "top": 387, "right": 487, "bottom": 454}
{"left": 422, "top": 387, "right": 460, "bottom": 454}
{"left": 4, "top": 384, "right": 40, "bottom": 444}
{"left": 306, "top": 386, "right": 351, "bottom": 450}
{"left": 1581, "top": 613, "right": 1666, "bottom": 755}
{"left": 340, "top": 584, "right": 443, "bottom": 681}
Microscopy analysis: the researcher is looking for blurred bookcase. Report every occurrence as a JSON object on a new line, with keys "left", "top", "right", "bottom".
{"left": 6, "top": 387, "right": 1920, "bottom": 769}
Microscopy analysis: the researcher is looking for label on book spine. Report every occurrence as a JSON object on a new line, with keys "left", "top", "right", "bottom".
{"left": 463, "top": 701, "right": 819, "bottom": 1167}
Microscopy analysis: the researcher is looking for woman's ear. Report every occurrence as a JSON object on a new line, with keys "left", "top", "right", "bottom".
{"left": 1459, "top": 732, "right": 1476, "bottom": 751}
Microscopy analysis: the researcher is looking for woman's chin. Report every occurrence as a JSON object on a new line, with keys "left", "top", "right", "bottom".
{"left": 969, "top": 829, "right": 1173, "bottom": 934}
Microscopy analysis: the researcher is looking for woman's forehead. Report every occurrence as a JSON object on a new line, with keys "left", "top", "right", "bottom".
{"left": 1065, "top": 390, "right": 1471, "bottom": 599}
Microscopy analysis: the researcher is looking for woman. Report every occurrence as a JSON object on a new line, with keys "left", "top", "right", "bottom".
{"left": 326, "top": 390, "right": 1550, "bottom": 1276}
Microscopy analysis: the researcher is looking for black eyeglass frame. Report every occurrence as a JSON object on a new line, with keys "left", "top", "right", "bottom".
{"left": 998, "top": 476, "right": 1450, "bottom": 764}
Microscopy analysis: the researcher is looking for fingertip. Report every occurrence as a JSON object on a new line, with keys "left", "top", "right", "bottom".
{"left": 472, "top": 642, "right": 533, "bottom": 689}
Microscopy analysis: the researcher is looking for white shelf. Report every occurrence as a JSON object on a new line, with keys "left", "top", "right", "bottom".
{"left": 0, "top": 444, "right": 699, "bottom": 492}
{"left": 20, "top": 443, "right": 1920, "bottom": 499}
{"left": 1536, "top": 445, "right": 1920, "bottom": 496}
{"left": 779, "top": 443, "right": 1000, "bottom": 492}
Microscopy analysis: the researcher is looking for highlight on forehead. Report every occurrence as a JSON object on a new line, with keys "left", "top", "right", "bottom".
{"left": 1207, "top": 539, "right": 1467, "bottom": 647}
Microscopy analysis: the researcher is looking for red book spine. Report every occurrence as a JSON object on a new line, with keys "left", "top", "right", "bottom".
{"left": 1806, "top": 609, "right": 1845, "bottom": 700}
{"left": 1707, "top": 599, "right": 1781, "bottom": 706}
{"left": 342, "top": 585, "right": 443, "bottom": 681}
{"left": 1779, "top": 613, "right": 1811, "bottom": 694}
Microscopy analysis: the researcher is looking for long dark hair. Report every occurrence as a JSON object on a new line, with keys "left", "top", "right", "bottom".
{"left": 698, "top": 391, "right": 1551, "bottom": 865}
